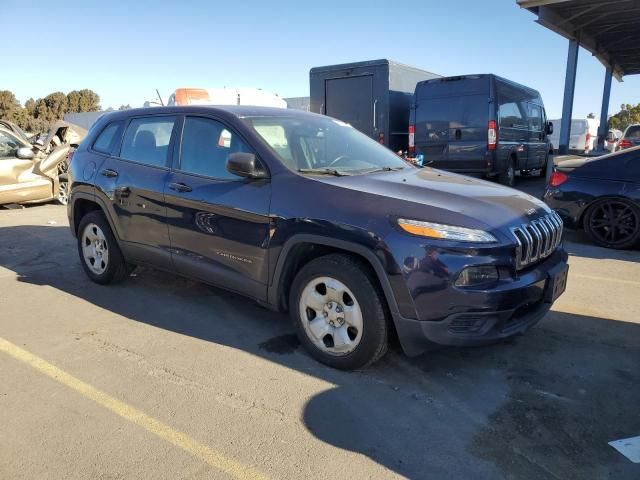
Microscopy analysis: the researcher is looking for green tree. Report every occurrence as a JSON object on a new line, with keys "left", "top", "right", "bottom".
{"left": 24, "top": 98, "right": 36, "bottom": 116}
{"left": 43, "top": 92, "right": 68, "bottom": 120}
{"left": 609, "top": 103, "right": 640, "bottom": 132}
{"left": 0, "top": 90, "right": 20, "bottom": 118}
{"left": 76, "top": 89, "right": 100, "bottom": 112}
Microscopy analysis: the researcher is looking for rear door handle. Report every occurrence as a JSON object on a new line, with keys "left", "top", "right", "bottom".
{"left": 101, "top": 168, "right": 118, "bottom": 178}
{"left": 168, "top": 182, "right": 192, "bottom": 193}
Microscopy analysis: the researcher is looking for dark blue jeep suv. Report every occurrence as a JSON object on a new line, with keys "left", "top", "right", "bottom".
{"left": 68, "top": 106, "right": 568, "bottom": 370}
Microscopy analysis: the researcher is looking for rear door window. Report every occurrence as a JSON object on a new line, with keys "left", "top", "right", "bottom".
{"left": 178, "top": 116, "right": 252, "bottom": 179}
{"left": 415, "top": 95, "right": 486, "bottom": 141}
{"left": 93, "top": 121, "right": 125, "bottom": 155}
{"left": 119, "top": 116, "right": 176, "bottom": 167}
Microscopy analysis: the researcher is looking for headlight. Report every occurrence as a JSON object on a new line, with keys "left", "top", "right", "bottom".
{"left": 397, "top": 218, "right": 496, "bottom": 243}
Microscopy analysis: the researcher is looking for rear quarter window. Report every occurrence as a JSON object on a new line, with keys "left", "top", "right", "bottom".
{"left": 92, "top": 121, "right": 125, "bottom": 155}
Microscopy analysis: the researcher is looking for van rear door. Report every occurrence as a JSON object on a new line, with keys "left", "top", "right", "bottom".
{"left": 414, "top": 94, "right": 488, "bottom": 171}
{"left": 325, "top": 76, "right": 374, "bottom": 137}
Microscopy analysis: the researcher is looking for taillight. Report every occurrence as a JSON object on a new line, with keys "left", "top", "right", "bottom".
{"left": 408, "top": 125, "right": 415, "bottom": 154}
{"left": 549, "top": 171, "right": 568, "bottom": 187}
{"left": 619, "top": 139, "right": 632, "bottom": 149}
{"left": 488, "top": 120, "right": 497, "bottom": 151}
{"left": 585, "top": 132, "right": 591, "bottom": 151}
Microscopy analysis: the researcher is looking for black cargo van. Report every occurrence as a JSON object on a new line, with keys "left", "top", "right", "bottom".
{"left": 409, "top": 74, "right": 553, "bottom": 186}
{"left": 311, "top": 59, "right": 440, "bottom": 152}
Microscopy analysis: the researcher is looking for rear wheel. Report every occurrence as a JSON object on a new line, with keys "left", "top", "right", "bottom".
{"left": 77, "top": 211, "right": 130, "bottom": 284}
{"left": 289, "top": 254, "right": 388, "bottom": 370}
{"left": 583, "top": 198, "right": 640, "bottom": 249}
{"left": 498, "top": 157, "right": 516, "bottom": 187}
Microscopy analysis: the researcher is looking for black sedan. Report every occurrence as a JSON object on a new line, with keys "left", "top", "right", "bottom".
{"left": 544, "top": 146, "right": 640, "bottom": 249}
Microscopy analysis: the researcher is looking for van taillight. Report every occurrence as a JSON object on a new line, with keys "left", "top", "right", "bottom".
{"left": 585, "top": 132, "right": 591, "bottom": 151}
{"left": 549, "top": 171, "right": 568, "bottom": 187}
{"left": 408, "top": 125, "right": 415, "bottom": 154}
{"left": 488, "top": 120, "right": 497, "bottom": 151}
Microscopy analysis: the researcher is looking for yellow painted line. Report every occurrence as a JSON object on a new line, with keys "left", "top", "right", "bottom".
{"left": 0, "top": 337, "right": 268, "bottom": 480}
{"left": 572, "top": 273, "right": 640, "bottom": 287}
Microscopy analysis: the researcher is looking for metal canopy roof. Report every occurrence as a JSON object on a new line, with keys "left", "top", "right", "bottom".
{"left": 518, "top": 0, "right": 640, "bottom": 80}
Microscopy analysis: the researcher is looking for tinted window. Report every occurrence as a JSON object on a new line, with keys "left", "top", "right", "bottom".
{"left": 93, "top": 121, "right": 124, "bottom": 154}
{"left": 120, "top": 116, "right": 176, "bottom": 167}
{"left": 415, "top": 95, "right": 487, "bottom": 141}
{"left": 528, "top": 103, "right": 543, "bottom": 131}
{"left": 179, "top": 116, "right": 251, "bottom": 179}
{"left": 625, "top": 126, "right": 640, "bottom": 139}
{"left": 0, "top": 131, "right": 22, "bottom": 159}
{"left": 498, "top": 100, "right": 526, "bottom": 128}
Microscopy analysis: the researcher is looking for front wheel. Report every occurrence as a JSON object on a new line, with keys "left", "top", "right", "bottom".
{"left": 583, "top": 198, "right": 640, "bottom": 249}
{"left": 289, "top": 254, "right": 388, "bottom": 370}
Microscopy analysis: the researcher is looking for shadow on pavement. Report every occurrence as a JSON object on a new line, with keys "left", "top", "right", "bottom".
{"left": 1, "top": 224, "right": 639, "bottom": 479}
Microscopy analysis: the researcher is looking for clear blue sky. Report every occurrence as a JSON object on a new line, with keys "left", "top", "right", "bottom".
{"left": 3, "top": 0, "right": 639, "bottom": 119}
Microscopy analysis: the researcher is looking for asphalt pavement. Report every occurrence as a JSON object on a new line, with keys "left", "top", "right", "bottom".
{"left": 1, "top": 177, "right": 639, "bottom": 479}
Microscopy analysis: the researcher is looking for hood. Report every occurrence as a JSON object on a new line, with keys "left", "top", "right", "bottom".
{"left": 37, "top": 121, "right": 87, "bottom": 151}
{"left": 316, "top": 167, "right": 549, "bottom": 232}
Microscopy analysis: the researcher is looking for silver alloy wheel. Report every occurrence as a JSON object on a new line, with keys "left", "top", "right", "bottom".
{"left": 299, "top": 276, "right": 363, "bottom": 356}
{"left": 81, "top": 223, "right": 109, "bottom": 275}
{"left": 57, "top": 179, "right": 69, "bottom": 205}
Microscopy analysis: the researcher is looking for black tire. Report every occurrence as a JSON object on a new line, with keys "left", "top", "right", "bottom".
{"left": 289, "top": 254, "right": 388, "bottom": 370}
{"left": 583, "top": 198, "right": 640, "bottom": 249}
{"left": 498, "top": 157, "right": 516, "bottom": 187}
{"left": 56, "top": 174, "right": 69, "bottom": 205}
{"left": 77, "top": 210, "right": 130, "bottom": 284}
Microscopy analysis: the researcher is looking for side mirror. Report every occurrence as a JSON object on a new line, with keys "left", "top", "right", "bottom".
{"left": 546, "top": 122, "right": 554, "bottom": 135}
{"left": 226, "top": 152, "right": 268, "bottom": 179}
{"left": 16, "top": 147, "right": 35, "bottom": 160}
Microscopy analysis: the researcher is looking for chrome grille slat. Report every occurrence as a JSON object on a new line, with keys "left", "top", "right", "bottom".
{"left": 510, "top": 212, "right": 564, "bottom": 270}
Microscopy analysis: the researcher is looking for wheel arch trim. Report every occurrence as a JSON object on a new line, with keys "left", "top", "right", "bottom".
{"left": 268, "top": 234, "right": 403, "bottom": 318}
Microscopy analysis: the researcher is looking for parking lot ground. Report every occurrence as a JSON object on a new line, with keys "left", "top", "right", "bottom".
{"left": 1, "top": 191, "right": 639, "bottom": 479}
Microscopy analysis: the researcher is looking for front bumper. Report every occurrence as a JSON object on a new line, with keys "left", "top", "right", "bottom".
{"left": 390, "top": 249, "right": 569, "bottom": 356}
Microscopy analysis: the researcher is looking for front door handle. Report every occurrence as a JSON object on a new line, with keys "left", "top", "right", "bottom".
{"left": 101, "top": 168, "right": 118, "bottom": 178}
{"left": 168, "top": 182, "right": 192, "bottom": 193}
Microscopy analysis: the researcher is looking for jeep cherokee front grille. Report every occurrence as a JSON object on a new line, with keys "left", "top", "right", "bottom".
{"left": 510, "top": 212, "right": 563, "bottom": 270}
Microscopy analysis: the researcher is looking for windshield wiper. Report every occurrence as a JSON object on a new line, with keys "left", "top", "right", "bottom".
{"left": 297, "top": 168, "right": 352, "bottom": 176}
{"left": 361, "top": 166, "right": 405, "bottom": 173}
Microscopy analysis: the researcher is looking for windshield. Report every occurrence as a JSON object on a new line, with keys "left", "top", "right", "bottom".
{"left": 242, "top": 115, "right": 410, "bottom": 174}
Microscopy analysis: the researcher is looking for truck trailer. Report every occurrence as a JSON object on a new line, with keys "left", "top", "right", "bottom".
{"left": 310, "top": 59, "right": 440, "bottom": 152}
